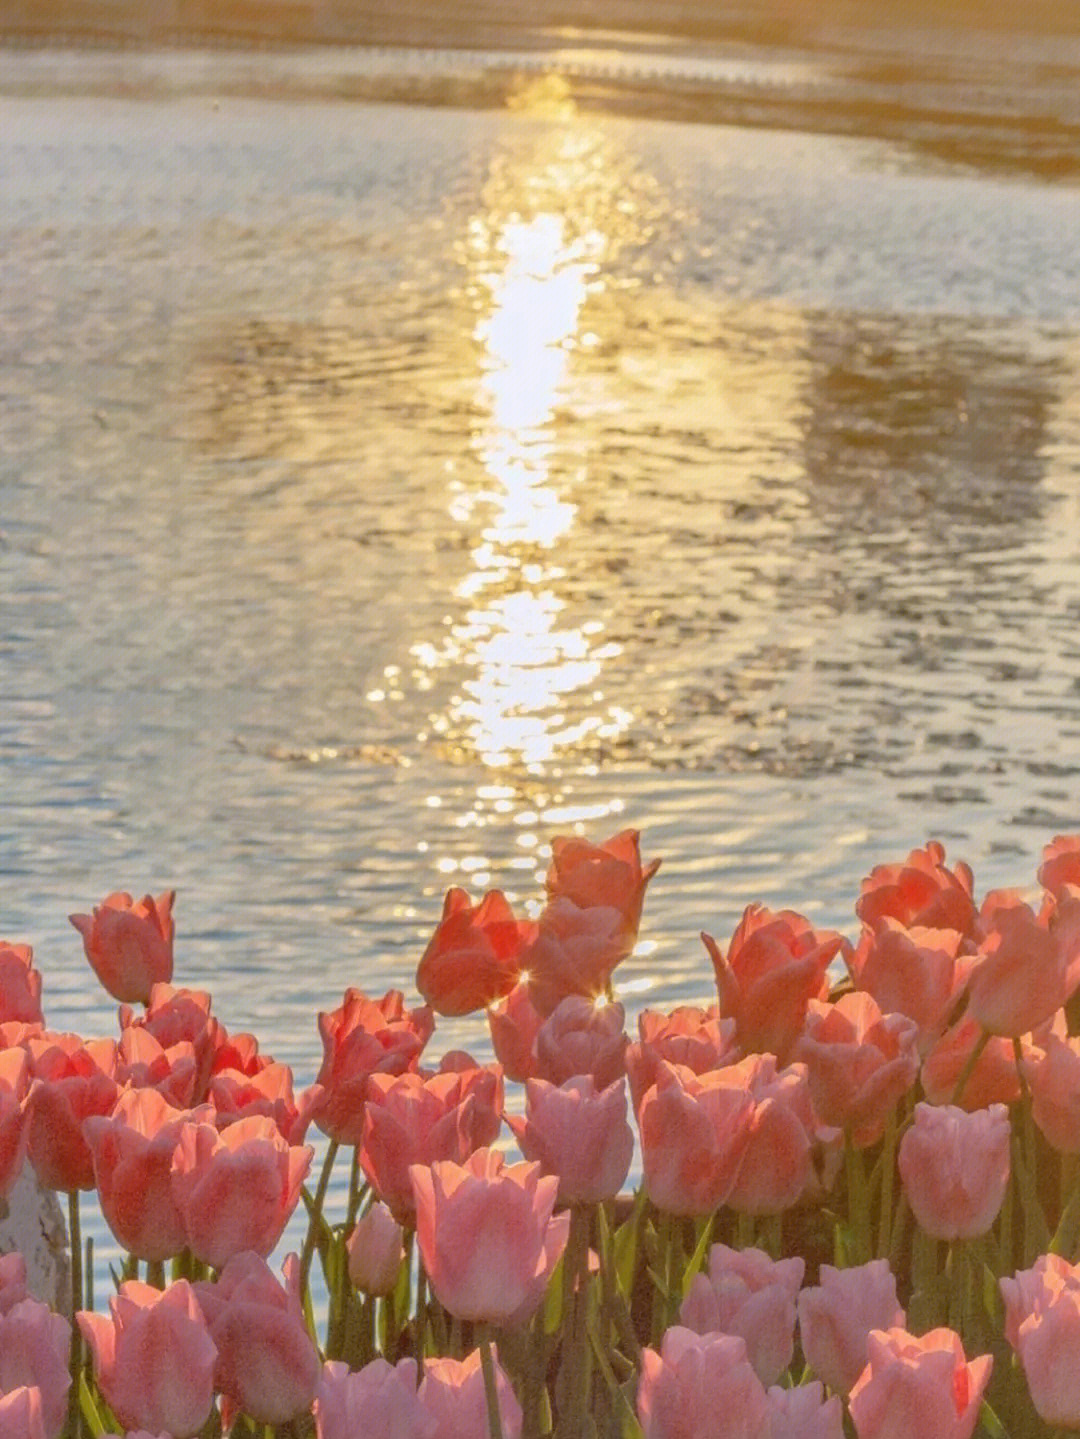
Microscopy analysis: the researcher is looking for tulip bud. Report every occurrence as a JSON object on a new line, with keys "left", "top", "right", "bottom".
{"left": 347, "top": 1203, "right": 404, "bottom": 1296}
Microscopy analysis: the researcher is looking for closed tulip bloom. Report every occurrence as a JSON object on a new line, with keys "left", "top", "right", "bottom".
{"left": 626, "top": 1004, "right": 738, "bottom": 1114}
{"left": 116, "top": 1026, "right": 199, "bottom": 1109}
{"left": 315, "top": 1358, "right": 437, "bottom": 1439}
{"left": 638, "top": 1062, "right": 755, "bottom": 1216}
{"left": 506, "top": 1075, "right": 634, "bottom": 1204}
{"left": 0, "top": 1047, "right": 30, "bottom": 1198}
{"left": 855, "top": 843, "right": 976, "bottom": 936}
{"left": 487, "top": 981, "right": 544, "bottom": 1083}
{"left": 119, "top": 985, "right": 225, "bottom": 1104}
{"left": 194, "top": 1252, "right": 320, "bottom": 1426}
{"left": 410, "top": 1148, "right": 568, "bottom": 1325}
{"left": 1012, "top": 1283, "right": 1080, "bottom": 1431}
{"left": 0, "top": 1387, "right": 48, "bottom": 1439}
{"left": 898, "top": 1103, "right": 1010, "bottom": 1241}
{"left": 78, "top": 1280, "right": 216, "bottom": 1438}
{"left": 797, "top": 1260, "right": 905, "bottom": 1395}
{"left": 23, "top": 1033, "right": 119, "bottom": 1191}
{"left": 920, "top": 1016, "right": 1024, "bottom": 1109}
{"left": 69, "top": 890, "right": 175, "bottom": 1004}
{"left": 964, "top": 890, "right": 1080, "bottom": 1037}
{"left": 208, "top": 1061, "right": 322, "bottom": 1145}
{"left": 704, "top": 907, "right": 845, "bottom": 1062}
{"left": 0, "top": 1298, "right": 71, "bottom": 1439}
{"left": 1038, "top": 835, "right": 1080, "bottom": 896}
{"left": 525, "top": 898, "right": 631, "bottom": 1018}
{"left": 847, "top": 920, "right": 971, "bottom": 1052}
{"left": 1000, "top": 1253, "right": 1080, "bottom": 1349}
{"left": 415, "top": 888, "right": 533, "bottom": 1017}
{"left": 1023, "top": 1034, "right": 1080, "bottom": 1152}
{"left": 419, "top": 1349, "right": 523, "bottom": 1439}
{"left": 533, "top": 995, "right": 628, "bottom": 1089}
{"left": 765, "top": 1382, "right": 844, "bottom": 1439}
{"left": 545, "top": 828, "right": 660, "bottom": 937}
{"left": 680, "top": 1245, "right": 804, "bottom": 1387}
{"left": 0, "top": 943, "right": 43, "bottom": 1025}
{"left": 721, "top": 1055, "right": 818, "bottom": 1216}
{"left": 848, "top": 1327, "right": 991, "bottom": 1439}
{"left": 171, "top": 1114, "right": 312, "bottom": 1268}
{"left": 637, "top": 1328, "right": 770, "bottom": 1439}
{"left": 347, "top": 1201, "right": 405, "bottom": 1295}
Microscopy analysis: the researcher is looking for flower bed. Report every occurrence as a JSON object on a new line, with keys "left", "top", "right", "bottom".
{"left": 5, "top": 830, "right": 1080, "bottom": 1437}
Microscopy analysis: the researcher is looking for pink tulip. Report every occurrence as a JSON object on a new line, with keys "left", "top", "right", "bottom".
{"left": 533, "top": 995, "right": 628, "bottom": 1088}
{"left": 765, "top": 1382, "right": 844, "bottom": 1439}
{"left": 792, "top": 992, "right": 918, "bottom": 1147}
{"left": 1023, "top": 1033, "right": 1080, "bottom": 1152}
{"left": 965, "top": 890, "right": 1080, "bottom": 1037}
{"left": 898, "top": 1103, "right": 1010, "bottom": 1240}
{"left": 637, "top": 1328, "right": 770, "bottom": 1439}
{"left": 194, "top": 1252, "right": 320, "bottom": 1425}
{"left": 315, "top": 1357, "right": 437, "bottom": 1439}
{"left": 1039, "top": 834, "right": 1080, "bottom": 896}
{"left": 0, "top": 1388, "right": 48, "bottom": 1439}
{"left": 679, "top": 1245, "right": 803, "bottom": 1386}
{"left": 920, "top": 1015, "right": 1024, "bottom": 1109}
{"left": 545, "top": 828, "right": 660, "bottom": 937}
{"left": 116, "top": 1026, "right": 198, "bottom": 1108}
{"left": 410, "top": 1148, "right": 568, "bottom": 1325}
{"left": 23, "top": 1032, "right": 119, "bottom": 1191}
{"left": 0, "top": 1253, "right": 29, "bottom": 1315}
{"left": 626, "top": 1004, "right": 739, "bottom": 1113}
{"left": 0, "top": 1297, "right": 70, "bottom": 1439}
{"left": 359, "top": 1065, "right": 502, "bottom": 1220}
{"left": 487, "top": 981, "right": 544, "bottom": 1083}
{"left": 312, "top": 987, "right": 433, "bottom": 1146}
{"left": 69, "top": 890, "right": 174, "bottom": 1004}
{"left": 524, "top": 898, "right": 632, "bottom": 1018}
{"left": 505, "top": 1075, "right": 634, "bottom": 1204}
{"left": 0, "top": 1046, "right": 30, "bottom": 1198}
{"left": 0, "top": 943, "right": 43, "bottom": 1025}
{"left": 171, "top": 1113, "right": 312, "bottom": 1267}
{"left": 1012, "top": 1282, "right": 1080, "bottom": 1430}
{"left": 847, "top": 920, "right": 971, "bottom": 1051}
{"left": 797, "top": 1260, "right": 905, "bottom": 1395}
{"left": 209, "top": 1061, "right": 322, "bottom": 1144}
{"left": 855, "top": 842, "right": 976, "bottom": 936}
{"left": 416, "top": 888, "right": 532, "bottom": 1016}
{"left": 638, "top": 1062, "right": 755, "bottom": 1216}
{"left": 703, "top": 907, "right": 844, "bottom": 1062}
{"left": 419, "top": 1349, "right": 523, "bottom": 1439}
{"left": 1000, "top": 1253, "right": 1080, "bottom": 1349}
{"left": 347, "top": 1202, "right": 405, "bottom": 1295}
{"left": 78, "top": 1280, "right": 216, "bottom": 1438}
{"left": 119, "top": 985, "right": 225, "bottom": 1104}
{"left": 720, "top": 1055, "right": 818, "bottom": 1216}
{"left": 848, "top": 1327, "right": 991, "bottom": 1439}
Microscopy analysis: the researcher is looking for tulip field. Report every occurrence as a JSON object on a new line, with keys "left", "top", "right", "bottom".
{"left": 8, "top": 831, "right": 1080, "bottom": 1437}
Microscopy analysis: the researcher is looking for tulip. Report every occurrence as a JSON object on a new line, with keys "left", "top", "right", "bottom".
{"left": 920, "top": 1015, "right": 1024, "bottom": 1109}
{"left": 765, "top": 1382, "right": 844, "bottom": 1439}
{"left": 505, "top": 1075, "right": 634, "bottom": 1204}
{"left": 964, "top": 890, "right": 1080, "bottom": 1037}
{"left": 0, "top": 943, "right": 43, "bottom": 1025}
{"left": 625, "top": 1003, "right": 738, "bottom": 1114}
{"left": 855, "top": 842, "right": 976, "bottom": 936}
{"left": 1000, "top": 1253, "right": 1080, "bottom": 1349}
{"left": 1023, "top": 1033, "right": 1080, "bottom": 1152}
{"left": 171, "top": 1113, "right": 312, "bottom": 1268}
{"left": 720, "top": 1055, "right": 818, "bottom": 1216}
{"left": 347, "top": 1201, "right": 405, "bottom": 1295}
{"left": 312, "top": 987, "right": 433, "bottom": 1146}
{"left": 487, "top": 981, "right": 544, "bottom": 1082}
{"left": 410, "top": 1148, "right": 568, "bottom": 1325}
{"left": 797, "top": 1260, "right": 905, "bottom": 1395}
{"left": 0, "top": 1297, "right": 71, "bottom": 1439}
{"left": 637, "top": 1328, "right": 770, "bottom": 1439}
{"left": 119, "top": 985, "right": 224, "bottom": 1104}
{"left": 704, "top": 907, "right": 844, "bottom": 1061}
{"left": 680, "top": 1245, "right": 804, "bottom": 1387}
{"left": 0, "top": 1387, "right": 48, "bottom": 1439}
{"left": 524, "top": 897, "right": 632, "bottom": 1018}
{"left": 1039, "top": 834, "right": 1080, "bottom": 896}
{"left": 416, "top": 888, "right": 532, "bottom": 1016}
{"left": 78, "top": 1280, "right": 216, "bottom": 1438}
{"left": 846, "top": 920, "right": 971, "bottom": 1051}
{"left": 0, "top": 1046, "right": 30, "bottom": 1198}
{"left": 69, "top": 890, "right": 174, "bottom": 1004}
{"left": 194, "top": 1252, "right": 320, "bottom": 1425}
{"left": 1010, "top": 1282, "right": 1080, "bottom": 1430}
{"left": 209, "top": 1061, "right": 322, "bottom": 1144}
{"left": 23, "top": 1033, "right": 119, "bottom": 1191}
{"left": 315, "top": 1358, "right": 437, "bottom": 1439}
{"left": 116, "top": 1026, "right": 198, "bottom": 1108}
{"left": 0, "top": 1253, "right": 29, "bottom": 1314}
{"left": 545, "top": 827, "right": 660, "bottom": 937}
{"left": 898, "top": 1103, "right": 1010, "bottom": 1241}
{"left": 638, "top": 1062, "right": 755, "bottom": 1216}
{"left": 847, "top": 1327, "right": 991, "bottom": 1439}
{"left": 533, "top": 994, "right": 628, "bottom": 1088}
{"left": 419, "top": 1349, "right": 523, "bottom": 1439}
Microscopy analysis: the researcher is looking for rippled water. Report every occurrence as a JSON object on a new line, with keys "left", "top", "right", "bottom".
{"left": 3, "top": 51, "right": 1080, "bottom": 1104}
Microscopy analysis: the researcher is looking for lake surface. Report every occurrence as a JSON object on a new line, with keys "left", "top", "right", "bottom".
{"left": 3, "top": 44, "right": 1080, "bottom": 1100}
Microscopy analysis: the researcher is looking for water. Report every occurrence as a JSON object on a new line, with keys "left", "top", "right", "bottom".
{"left": 3, "top": 47, "right": 1080, "bottom": 1105}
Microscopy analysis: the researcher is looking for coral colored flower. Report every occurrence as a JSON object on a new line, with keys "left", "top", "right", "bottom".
{"left": 847, "top": 920, "right": 972, "bottom": 1052}
{"left": 1023, "top": 1033, "right": 1080, "bottom": 1152}
{"left": 1010, "top": 1281, "right": 1080, "bottom": 1429}
{"left": 312, "top": 987, "right": 433, "bottom": 1146}
{"left": 84, "top": 1087, "right": 206, "bottom": 1262}
{"left": 505, "top": 1075, "right": 634, "bottom": 1205}
{"left": 0, "top": 943, "right": 43, "bottom": 1025}
{"left": 533, "top": 994, "right": 628, "bottom": 1088}
{"left": 315, "top": 1358, "right": 436, "bottom": 1439}
{"left": 680, "top": 1245, "right": 804, "bottom": 1387}
{"left": 792, "top": 992, "right": 918, "bottom": 1147}
{"left": 704, "top": 907, "right": 844, "bottom": 1061}
{"left": 0, "top": 1387, "right": 48, "bottom": 1439}
{"left": 120, "top": 986, "right": 225, "bottom": 1104}
{"left": 194, "top": 1252, "right": 320, "bottom": 1426}
{"left": 347, "top": 1202, "right": 405, "bottom": 1295}
{"left": 525, "top": 898, "right": 631, "bottom": 1018}
{"left": 0, "top": 1046, "right": 30, "bottom": 1198}
{"left": 638, "top": 1062, "right": 755, "bottom": 1216}
{"left": 797, "top": 1260, "right": 906, "bottom": 1395}
{"left": 545, "top": 828, "right": 660, "bottom": 936}
{"left": 847, "top": 1327, "right": 991, "bottom": 1439}
{"left": 626, "top": 1004, "right": 739, "bottom": 1114}
{"left": 171, "top": 1114, "right": 312, "bottom": 1268}
{"left": 78, "top": 1280, "right": 216, "bottom": 1438}
{"left": 855, "top": 842, "right": 976, "bottom": 936}
{"left": 23, "top": 1033, "right": 119, "bottom": 1191}
{"left": 964, "top": 890, "right": 1080, "bottom": 1037}
{"left": 488, "top": 981, "right": 544, "bottom": 1083}
{"left": 765, "top": 1382, "right": 844, "bottom": 1439}
{"left": 721, "top": 1054, "right": 819, "bottom": 1216}
{"left": 209, "top": 1061, "right": 322, "bottom": 1144}
{"left": 410, "top": 1148, "right": 568, "bottom": 1325}
{"left": 416, "top": 888, "right": 534, "bottom": 1016}
{"left": 359, "top": 1066, "right": 502, "bottom": 1220}
{"left": 1039, "top": 834, "right": 1080, "bottom": 895}
{"left": 69, "top": 890, "right": 174, "bottom": 1004}
{"left": 1000, "top": 1253, "right": 1080, "bottom": 1350}
{"left": 637, "top": 1328, "right": 770, "bottom": 1439}
{"left": 899, "top": 1103, "right": 1011, "bottom": 1241}
{"left": 419, "top": 1349, "right": 523, "bottom": 1439}
{"left": 920, "top": 1015, "right": 1025, "bottom": 1109}
{"left": 0, "top": 1297, "right": 70, "bottom": 1439}
{"left": 116, "top": 1026, "right": 198, "bottom": 1108}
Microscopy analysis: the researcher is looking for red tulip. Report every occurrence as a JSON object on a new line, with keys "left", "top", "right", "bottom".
{"left": 638, "top": 1062, "right": 755, "bottom": 1216}
{"left": 847, "top": 920, "right": 971, "bottom": 1051}
{"left": 848, "top": 1327, "right": 991, "bottom": 1439}
{"left": 680, "top": 1245, "right": 803, "bottom": 1386}
{"left": 637, "top": 1328, "right": 770, "bottom": 1439}
{"left": 855, "top": 842, "right": 976, "bottom": 936}
{"left": 116, "top": 1026, "right": 198, "bottom": 1108}
{"left": 209, "top": 1061, "right": 321, "bottom": 1144}
{"left": 416, "top": 888, "right": 532, "bottom": 1016}
{"left": 545, "top": 828, "right": 660, "bottom": 937}
{"left": 506, "top": 1074, "right": 634, "bottom": 1204}
{"left": 0, "top": 943, "right": 43, "bottom": 1025}
{"left": 1038, "top": 834, "right": 1080, "bottom": 896}
{"left": 120, "top": 985, "right": 224, "bottom": 1104}
{"left": 70, "top": 890, "right": 175, "bottom": 1004}
{"left": 419, "top": 1349, "right": 523, "bottom": 1439}
{"left": 797, "top": 1260, "right": 905, "bottom": 1395}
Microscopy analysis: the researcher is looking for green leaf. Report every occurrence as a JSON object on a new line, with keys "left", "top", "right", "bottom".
{"left": 680, "top": 1216, "right": 714, "bottom": 1301}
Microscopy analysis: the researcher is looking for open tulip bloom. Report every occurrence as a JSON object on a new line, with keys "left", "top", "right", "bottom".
{"left": 12, "top": 831, "right": 1080, "bottom": 1436}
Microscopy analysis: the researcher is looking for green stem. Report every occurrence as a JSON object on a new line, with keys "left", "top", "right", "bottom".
{"left": 877, "top": 1107, "right": 898, "bottom": 1260}
{"left": 951, "top": 1028, "right": 991, "bottom": 1107}
{"left": 845, "top": 1135, "right": 871, "bottom": 1266}
{"left": 479, "top": 1336, "right": 505, "bottom": 1439}
{"left": 299, "top": 1138, "right": 340, "bottom": 1294}
{"left": 68, "top": 1190, "right": 83, "bottom": 1439}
